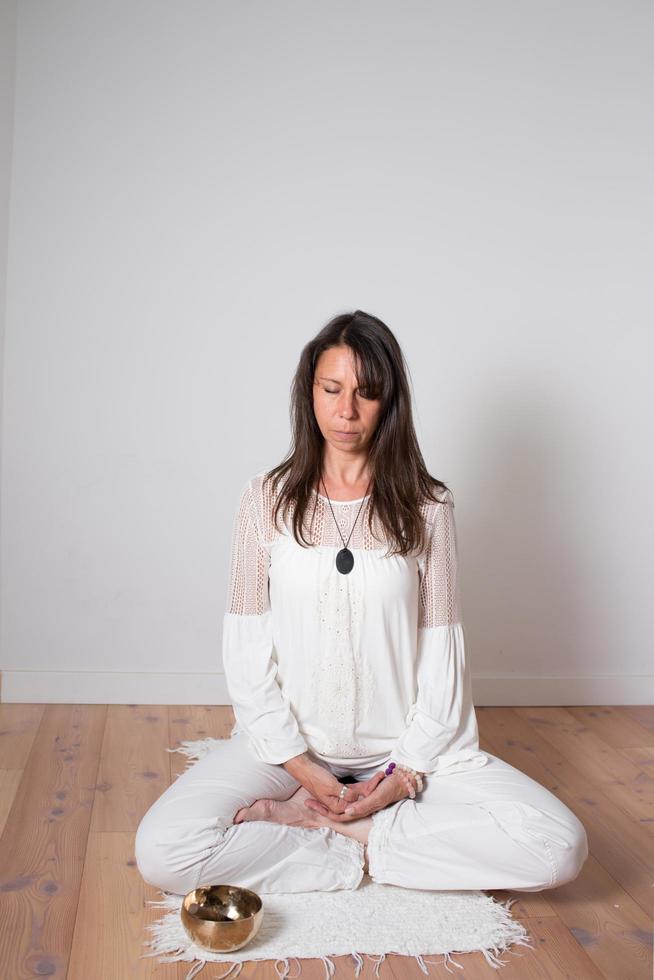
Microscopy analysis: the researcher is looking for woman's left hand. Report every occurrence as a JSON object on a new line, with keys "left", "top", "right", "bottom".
{"left": 304, "top": 770, "right": 409, "bottom": 820}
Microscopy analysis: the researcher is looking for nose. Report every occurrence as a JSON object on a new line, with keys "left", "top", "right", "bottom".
{"left": 337, "top": 392, "right": 357, "bottom": 418}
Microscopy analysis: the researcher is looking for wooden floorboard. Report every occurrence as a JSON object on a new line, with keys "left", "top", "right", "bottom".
{"left": 0, "top": 703, "right": 651, "bottom": 979}
{"left": 477, "top": 709, "right": 653, "bottom": 980}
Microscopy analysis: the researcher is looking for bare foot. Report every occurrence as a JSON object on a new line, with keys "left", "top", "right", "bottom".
{"left": 234, "top": 785, "right": 327, "bottom": 831}
{"left": 233, "top": 785, "right": 372, "bottom": 873}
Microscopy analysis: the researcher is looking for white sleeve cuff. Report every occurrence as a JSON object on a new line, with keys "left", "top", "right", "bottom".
{"left": 222, "top": 611, "right": 308, "bottom": 765}
{"left": 389, "top": 623, "right": 488, "bottom": 775}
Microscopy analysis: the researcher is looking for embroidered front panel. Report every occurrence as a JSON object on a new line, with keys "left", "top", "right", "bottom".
{"left": 309, "top": 561, "right": 376, "bottom": 758}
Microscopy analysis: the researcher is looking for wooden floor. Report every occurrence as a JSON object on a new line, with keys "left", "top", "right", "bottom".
{"left": 0, "top": 703, "right": 652, "bottom": 979}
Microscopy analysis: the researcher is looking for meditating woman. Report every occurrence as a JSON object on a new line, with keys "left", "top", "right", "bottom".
{"left": 135, "top": 309, "right": 589, "bottom": 896}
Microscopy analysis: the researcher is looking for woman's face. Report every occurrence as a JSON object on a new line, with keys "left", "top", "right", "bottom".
{"left": 312, "top": 345, "right": 383, "bottom": 456}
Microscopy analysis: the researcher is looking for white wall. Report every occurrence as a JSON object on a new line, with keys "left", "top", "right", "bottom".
{"left": 0, "top": 0, "right": 18, "bottom": 696}
{"left": 1, "top": 1, "right": 651, "bottom": 704}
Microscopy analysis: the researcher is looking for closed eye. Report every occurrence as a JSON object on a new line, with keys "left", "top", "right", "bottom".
{"left": 325, "top": 388, "right": 374, "bottom": 399}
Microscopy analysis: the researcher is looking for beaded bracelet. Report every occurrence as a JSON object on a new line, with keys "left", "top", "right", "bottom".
{"left": 384, "top": 760, "right": 424, "bottom": 798}
{"left": 393, "top": 766, "right": 422, "bottom": 799}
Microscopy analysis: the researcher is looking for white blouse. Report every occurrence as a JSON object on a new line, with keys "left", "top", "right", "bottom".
{"left": 222, "top": 470, "right": 488, "bottom": 777}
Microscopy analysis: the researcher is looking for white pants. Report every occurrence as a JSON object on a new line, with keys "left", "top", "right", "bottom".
{"left": 135, "top": 730, "right": 588, "bottom": 896}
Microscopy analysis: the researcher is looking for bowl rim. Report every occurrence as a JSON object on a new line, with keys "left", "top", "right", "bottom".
{"left": 182, "top": 883, "right": 263, "bottom": 920}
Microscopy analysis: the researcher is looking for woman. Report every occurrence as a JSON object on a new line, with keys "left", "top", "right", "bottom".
{"left": 135, "top": 309, "right": 588, "bottom": 896}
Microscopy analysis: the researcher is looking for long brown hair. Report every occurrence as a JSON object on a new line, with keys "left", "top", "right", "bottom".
{"left": 263, "top": 309, "right": 451, "bottom": 557}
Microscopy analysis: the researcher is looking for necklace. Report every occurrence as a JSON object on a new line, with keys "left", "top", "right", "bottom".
{"left": 320, "top": 475, "right": 372, "bottom": 574}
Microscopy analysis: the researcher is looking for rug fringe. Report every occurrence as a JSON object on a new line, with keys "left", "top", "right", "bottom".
{"left": 167, "top": 738, "right": 222, "bottom": 774}
{"left": 322, "top": 955, "right": 337, "bottom": 978}
{"left": 199, "top": 960, "right": 243, "bottom": 979}
{"left": 274, "top": 957, "right": 302, "bottom": 978}
{"left": 365, "top": 953, "right": 386, "bottom": 977}
{"left": 351, "top": 951, "right": 365, "bottom": 975}
{"left": 447, "top": 894, "right": 536, "bottom": 972}
{"left": 184, "top": 959, "right": 206, "bottom": 979}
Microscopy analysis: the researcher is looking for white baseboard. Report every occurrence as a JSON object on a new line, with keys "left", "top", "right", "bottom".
{"left": 471, "top": 673, "right": 654, "bottom": 705}
{"left": 0, "top": 670, "right": 652, "bottom": 705}
{"left": 0, "top": 670, "right": 233, "bottom": 705}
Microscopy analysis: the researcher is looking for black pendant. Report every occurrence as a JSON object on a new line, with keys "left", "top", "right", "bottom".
{"left": 336, "top": 547, "right": 354, "bottom": 574}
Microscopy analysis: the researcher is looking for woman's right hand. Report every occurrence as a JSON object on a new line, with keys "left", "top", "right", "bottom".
{"left": 305, "top": 770, "right": 413, "bottom": 821}
{"left": 288, "top": 758, "right": 372, "bottom": 816}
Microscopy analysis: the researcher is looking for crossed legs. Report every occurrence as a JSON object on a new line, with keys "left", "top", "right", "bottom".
{"left": 234, "top": 784, "right": 374, "bottom": 871}
{"left": 135, "top": 731, "right": 372, "bottom": 895}
{"left": 135, "top": 730, "right": 589, "bottom": 896}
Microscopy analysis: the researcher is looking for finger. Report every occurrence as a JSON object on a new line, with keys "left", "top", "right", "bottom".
{"left": 330, "top": 795, "right": 356, "bottom": 813}
{"left": 317, "top": 808, "right": 353, "bottom": 822}
{"left": 355, "top": 779, "right": 379, "bottom": 800}
{"left": 325, "top": 795, "right": 360, "bottom": 817}
{"left": 304, "top": 798, "right": 329, "bottom": 816}
{"left": 337, "top": 789, "right": 360, "bottom": 807}
{"left": 343, "top": 794, "right": 373, "bottom": 817}
{"left": 338, "top": 804, "right": 370, "bottom": 821}
{"left": 362, "top": 773, "right": 386, "bottom": 796}
{"left": 317, "top": 794, "right": 355, "bottom": 816}
{"left": 345, "top": 797, "right": 369, "bottom": 814}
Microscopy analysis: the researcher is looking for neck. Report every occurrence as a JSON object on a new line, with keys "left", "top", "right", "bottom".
{"left": 319, "top": 447, "right": 372, "bottom": 493}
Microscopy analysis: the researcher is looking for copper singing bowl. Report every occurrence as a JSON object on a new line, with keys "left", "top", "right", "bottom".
{"left": 181, "top": 884, "right": 264, "bottom": 952}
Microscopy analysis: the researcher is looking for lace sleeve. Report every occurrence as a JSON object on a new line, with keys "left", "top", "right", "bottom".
{"left": 418, "top": 490, "right": 461, "bottom": 628}
{"left": 226, "top": 479, "right": 270, "bottom": 616}
{"left": 389, "top": 492, "right": 487, "bottom": 775}
{"left": 222, "top": 479, "right": 308, "bottom": 765}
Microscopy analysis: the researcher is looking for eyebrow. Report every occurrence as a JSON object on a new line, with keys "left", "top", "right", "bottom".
{"left": 317, "top": 376, "right": 356, "bottom": 385}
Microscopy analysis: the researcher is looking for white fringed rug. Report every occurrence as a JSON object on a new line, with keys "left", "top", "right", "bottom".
{"left": 140, "top": 738, "right": 535, "bottom": 979}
